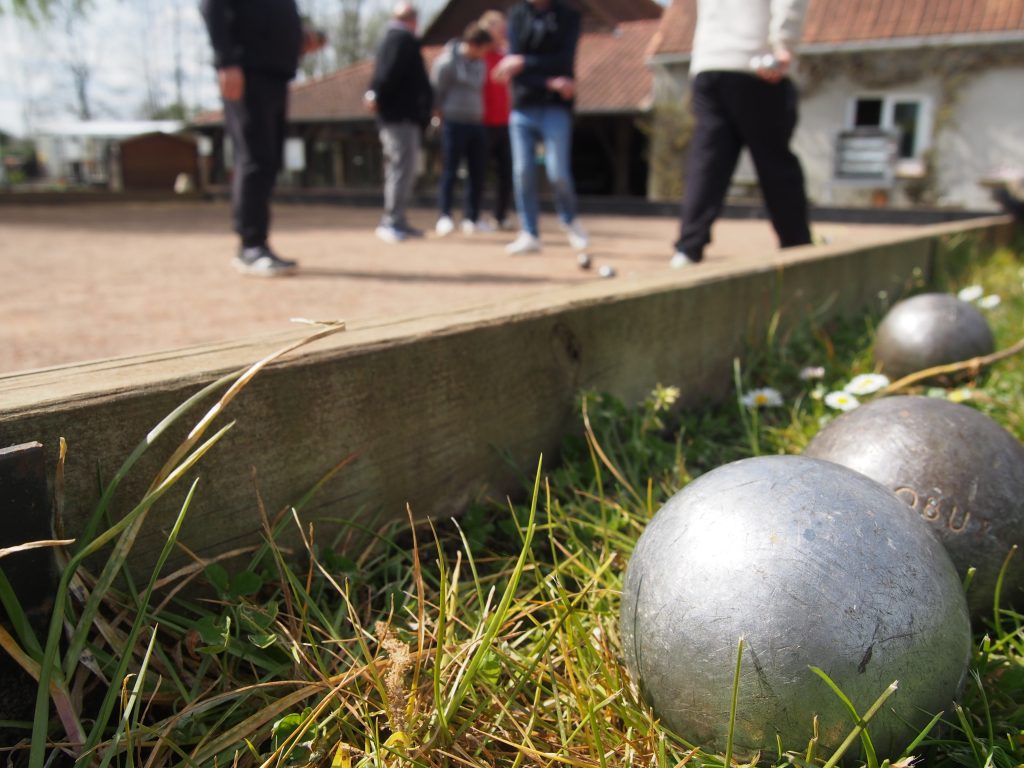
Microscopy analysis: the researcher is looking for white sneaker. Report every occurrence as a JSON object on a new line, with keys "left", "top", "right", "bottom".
{"left": 505, "top": 231, "right": 541, "bottom": 255}
{"left": 435, "top": 215, "right": 455, "bottom": 236}
{"left": 670, "top": 251, "right": 698, "bottom": 268}
{"left": 563, "top": 220, "right": 589, "bottom": 250}
{"left": 375, "top": 224, "right": 407, "bottom": 244}
{"left": 496, "top": 216, "right": 516, "bottom": 231}
{"left": 463, "top": 218, "right": 495, "bottom": 234}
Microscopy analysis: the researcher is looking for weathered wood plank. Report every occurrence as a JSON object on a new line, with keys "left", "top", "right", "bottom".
{"left": 0, "top": 219, "right": 1011, "bottom": 585}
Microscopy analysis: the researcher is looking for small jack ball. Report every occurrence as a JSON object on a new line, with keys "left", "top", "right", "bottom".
{"left": 620, "top": 455, "right": 971, "bottom": 761}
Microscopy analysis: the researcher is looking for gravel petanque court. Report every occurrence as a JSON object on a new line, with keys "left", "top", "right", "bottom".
{"left": 0, "top": 201, "right": 917, "bottom": 373}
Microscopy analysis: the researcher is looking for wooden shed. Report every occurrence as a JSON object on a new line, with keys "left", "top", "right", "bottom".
{"left": 118, "top": 132, "right": 198, "bottom": 193}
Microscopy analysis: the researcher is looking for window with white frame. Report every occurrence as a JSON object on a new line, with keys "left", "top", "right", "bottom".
{"left": 847, "top": 94, "right": 933, "bottom": 174}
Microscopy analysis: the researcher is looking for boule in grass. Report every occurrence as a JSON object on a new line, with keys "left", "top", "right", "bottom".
{"left": 805, "top": 395, "right": 1024, "bottom": 617}
{"left": 874, "top": 292, "right": 994, "bottom": 380}
{"left": 619, "top": 455, "right": 971, "bottom": 761}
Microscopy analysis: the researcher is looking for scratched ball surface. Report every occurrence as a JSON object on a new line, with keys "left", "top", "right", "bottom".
{"left": 874, "top": 293, "right": 994, "bottom": 380}
{"left": 805, "top": 395, "right": 1024, "bottom": 617}
{"left": 619, "top": 455, "right": 971, "bottom": 759}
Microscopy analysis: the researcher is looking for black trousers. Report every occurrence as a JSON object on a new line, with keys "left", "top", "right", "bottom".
{"left": 439, "top": 121, "right": 487, "bottom": 221}
{"left": 485, "top": 124, "right": 513, "bottom": 222}
{"left": 223, "top": 71, "right": 289, "bottom": 248}
{"left": 676, "top": 71, "right": 811, "bottom": 260}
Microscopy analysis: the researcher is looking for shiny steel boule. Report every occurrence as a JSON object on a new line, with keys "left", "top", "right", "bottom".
{"left": 805, "top": 395, "right": 1024, "bottom": 617}
{"left": 619, "top": 455, "right": 971, "bottom": 760}
{"left": 874, "top": 292, "right": 994, "bottom": 380}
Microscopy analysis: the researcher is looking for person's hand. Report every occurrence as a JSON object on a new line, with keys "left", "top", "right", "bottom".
{"left": 218, "top": 66, "right": 245, "bottom": 101}
{"left": 492, "top": 54, "right": 524, "bottom": 83}
{"left": 546, "top": 76, "right": 575, "bottom": 99}
{"left": 756, "top": 48, "right": 791, "bottom": 83}
{"left": 363, "top": 90, "right": 378, "bottom": 114}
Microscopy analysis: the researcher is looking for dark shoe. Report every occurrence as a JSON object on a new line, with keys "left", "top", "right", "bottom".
{"left": 993, "top": 186, "right": 1024, "bottom": 221}
{"left": 233, "top": 245, "right": 298, "bottom": 277}
{"left": 397, "top": 222, "right": 426, "bottom": 238}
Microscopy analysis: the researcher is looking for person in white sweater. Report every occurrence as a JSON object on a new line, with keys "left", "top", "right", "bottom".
{"left": 672, "top": 0, "right": 812, "bottom": 268}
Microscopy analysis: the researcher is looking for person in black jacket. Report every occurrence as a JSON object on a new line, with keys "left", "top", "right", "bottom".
{"left": 492, "top": 0, "right": 588, "bottom": 255}
{"left": 201, "top": 0, "right": 322, "bottom": 276}
{"left": 365, "top": 2, "right": 433, "bottom": 243}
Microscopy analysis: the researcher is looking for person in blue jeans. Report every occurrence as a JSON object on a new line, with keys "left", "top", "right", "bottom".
{"left": 493, "top": 0, "right": 589, "bottom": 255}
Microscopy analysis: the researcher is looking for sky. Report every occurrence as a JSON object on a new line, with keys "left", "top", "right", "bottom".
{"left": 0, "top": 0, "right": 449, "bottom": 137}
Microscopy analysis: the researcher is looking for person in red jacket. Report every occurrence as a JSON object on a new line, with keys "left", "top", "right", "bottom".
{"left": 479, "top": 10, "right": 514, "bottom": 231}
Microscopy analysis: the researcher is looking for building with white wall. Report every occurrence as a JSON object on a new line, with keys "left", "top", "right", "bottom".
{"left": 647, "top": 0, "right": 1024, "bottom": 210}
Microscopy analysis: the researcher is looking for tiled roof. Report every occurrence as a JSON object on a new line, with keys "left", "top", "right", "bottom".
{"left": 193, "top": 20, "right": 658, "bottom": 127}
{"left": 575, "top": 19, "right": 659, "bottom": 113}
{"left": 650, "top": 0, "right": 1024, "bottom": 57}
{"left": 422, "top": 0, "right": 663, "bottom": 45}
{"left": 288, "top": 60, "right": 378, "bottom": 123}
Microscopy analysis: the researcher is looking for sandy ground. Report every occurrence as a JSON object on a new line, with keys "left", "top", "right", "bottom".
{"left": 0, "top": 201, "right": 918, "bottom": 374}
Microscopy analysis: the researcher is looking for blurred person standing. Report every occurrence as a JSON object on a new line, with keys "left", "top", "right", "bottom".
{"left": 671, "top": 0, "right": 812, "bottom": 268}
{"left": 493, "top": 0, "right": 589, "bottom": 255}
{"left": 365, "top": 2, "right": 434, "bottom": 243}
{"left": 431, "top": 23, "right": 495, "bottom": 236}
{"left": 479, "top": 10, "right": 514, "bottom": 231}
{"left": 201, "top": 0, "right": 324, "bottom": 277}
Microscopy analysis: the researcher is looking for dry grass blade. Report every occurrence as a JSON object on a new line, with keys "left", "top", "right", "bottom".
{"left": 581, "top": 395, "right": 641, "bottom": 503}
{"left": 884, "top": 336, "right": 1024, "bottom": 393}
{"left": 0, "top": 539, "right": 75, "bottom": 559}
{"left": 0, "top": 622, "right": 84, "bottom": 747}
{"left": 151, "top": 320, "right": 346, "bottom": 495}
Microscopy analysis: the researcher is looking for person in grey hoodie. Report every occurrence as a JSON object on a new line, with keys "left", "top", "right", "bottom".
{"left": 431, "top": 22, "right": 494, "bottom": 235}
{"left": 671, "top": 0, "right": 812, "bottom": 268}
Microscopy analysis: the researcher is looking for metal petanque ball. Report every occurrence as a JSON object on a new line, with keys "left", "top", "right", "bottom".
{"left": 619, "top": 455, "right": 971, "bottom": 760}
{"left": 805, "top": 395, "right": 1024, "bottom": 617}
{"left": 874, "top": 292, "right": 994, "bottom": 380}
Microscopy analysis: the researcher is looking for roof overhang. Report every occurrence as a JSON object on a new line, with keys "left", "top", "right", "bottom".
{"left": 647, "top": 29, "right": 1024, "bottom": 67}
{"left": 799, "top": 30, "right": 1024, "bottom": 54}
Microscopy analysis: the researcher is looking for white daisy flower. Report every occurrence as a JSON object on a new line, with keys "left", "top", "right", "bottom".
{"left": 799, "top": 366, "right": 825, "bottom": 381}
{"left": 957, "top": 285, "right": 984, "bottom": 302}
{"left": 824, "top": 391, "right": 860, "bottom": 411}
{"left": 741, "top": 387, "right": 784, "bottom": 409}
{"left": 843, "top": 373, "right": 890, "bottom": 396}
{"left": 978, "top": 294, "right": 1001, "bottom": 309}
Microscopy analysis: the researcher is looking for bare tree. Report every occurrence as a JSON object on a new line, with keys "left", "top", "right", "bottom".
{"left": 60, "top": 0, "right": 92, "bottom": 119}
{"left": 334, "top": 0, "right": 366, "bottom": 67}
{"left": 1, "top": 0, "right": 88, "bottom": 21}
{"left": 134, "top": 0, "right": 165, "bottom": 117}
{"left": 298, "top": 0, "right": 392, "bottom": 77}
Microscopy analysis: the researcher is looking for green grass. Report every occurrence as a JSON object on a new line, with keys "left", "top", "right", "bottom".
{"left": 2, "top": 236, "right": 1023, "bottom": 767}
